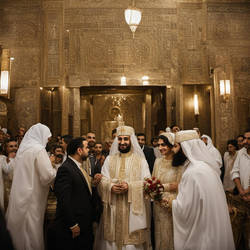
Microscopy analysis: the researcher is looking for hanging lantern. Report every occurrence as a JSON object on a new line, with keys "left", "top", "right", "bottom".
{"left": 124, "top": 6, "right": 142, "bottom": 38}
{"left": 0, "top": 49, "right": 10, "bottom": 95}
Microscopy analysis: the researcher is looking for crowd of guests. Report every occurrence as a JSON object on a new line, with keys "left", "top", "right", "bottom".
{"left": 0, "top": 123, "right": 249, "bottom": 250}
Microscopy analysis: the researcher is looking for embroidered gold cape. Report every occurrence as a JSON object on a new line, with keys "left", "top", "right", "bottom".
{"left": 99, "top": 151, "right": 151, "bottom": 250}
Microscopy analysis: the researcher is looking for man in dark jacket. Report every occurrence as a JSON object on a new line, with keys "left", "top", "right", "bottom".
{"left": 54, "top": 137, "right": 98, "bottom": 250}
{"left": 137, "top": 133, "right": 156, "bottom": 173}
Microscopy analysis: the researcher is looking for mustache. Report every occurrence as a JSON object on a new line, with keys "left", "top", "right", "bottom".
{"left": 9, "top": 149, "right": 17, "bottom": 153}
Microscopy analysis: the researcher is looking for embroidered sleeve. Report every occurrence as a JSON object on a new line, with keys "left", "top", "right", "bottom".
{"left": 128, "top": 180, "right": 144, "bottom": 215}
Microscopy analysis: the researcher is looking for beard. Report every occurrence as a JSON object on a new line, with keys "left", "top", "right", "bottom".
{"left": 118, "top": 144, "right": 131, "bottom": 154}
{"left": 81, "top": 155, "right": 88, "bottom": 161}
{"left": 88, "top": 141, "right": 95, "bottom": 148}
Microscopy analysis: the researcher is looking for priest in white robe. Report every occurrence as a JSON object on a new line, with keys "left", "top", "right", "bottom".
{"left": 171, "top": 130, "right": 235, "bottom": 250}
{"left": 6, "top": 123, "right": 56, "bottom": 250}
{"left": 97, "top": 125, "right": 151, "bottom": 250}
{"left": 201, "top": 134, "right": 223, "bottom": 171}
{"left": 0, "top": 155, "right": 12, "bottom": 211}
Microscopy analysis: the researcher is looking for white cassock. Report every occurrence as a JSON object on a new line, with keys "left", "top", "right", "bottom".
{"left": 172, "top": 162, "right": 235, "bottom": 250}
{"left": 98, "top": 153, "right": 151, "bottom": 250}
{"left": 6, "top": 123, "right": 56, "bottom": 250}
{"left": 0, "top": 155, "right": 13, "bottom": 211}
{"left": 201, "top": 135, "right": 222, "bottom": 170}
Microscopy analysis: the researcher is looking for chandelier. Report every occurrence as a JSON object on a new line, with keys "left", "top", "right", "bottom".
{"left": 124, "top": 0, "right": 142, "bottom": 38}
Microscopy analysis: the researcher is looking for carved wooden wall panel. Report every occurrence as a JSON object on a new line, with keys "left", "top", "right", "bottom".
{"left": 0, "top": 0, "right": 41, "bottom": 132}
{"left": 43, "top": 0, "right": 64, "bottom": 86}
{"left": 0, "top": 0, "right": 249, "bottom": 144}
{"left": 207, "top": 3, "right": 250, "bottom": 150}
{"left": 65, "top": 6, "right": 177, "bottom": 86}
{"left": 177, "top": 3, "right": 209, "bottom": 84}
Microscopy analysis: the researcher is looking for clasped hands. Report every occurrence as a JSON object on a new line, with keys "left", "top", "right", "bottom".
{"left": 111, "top": 182, "right": 128, "bottom": 194}
{"left": 239, "top": 188, "right": 250, "bottom": 202}
{"left": 92, "top": 173, "right": 102, "bottom": 186}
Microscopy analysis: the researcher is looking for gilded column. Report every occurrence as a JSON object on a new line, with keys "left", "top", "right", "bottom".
{"left": 72, "top": 87, "right": 80, "bottom": 137}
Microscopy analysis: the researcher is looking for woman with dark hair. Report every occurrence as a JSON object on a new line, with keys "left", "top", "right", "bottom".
{"left": 152, "top": 132, "right": 186, "bottom": 250}
{"left": 223, "top": 139, "right": 238, "bottom": 191}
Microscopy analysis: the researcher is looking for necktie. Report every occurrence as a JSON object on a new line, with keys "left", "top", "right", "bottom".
{"left": 79, "top": 164, "right": 92, "bottom": 194}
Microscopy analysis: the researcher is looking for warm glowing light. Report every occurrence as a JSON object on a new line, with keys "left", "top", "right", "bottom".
{"left": 0, "top": 49, "right": 10, "bottom": 95}
{"left": 121, "top": 76, "right": 126, "bottom": 86}
{"left": 124, "top": 7, "right": 142, "bottom": 37}
{"left": 142, "top": 75, "right": 149, "bottom": 81}
{"left": 220, "top": 80, "right": 225, "bottom": 96}
{"left": 0, "top": 71, "right": 9, "bottom": 94}
{"left": 220, "top": 79, "right": 230, "bottom": 97}
{"left": 10, "top": 57, "right": 15, "bottom": 61}
{"left": 194, "top": 94, "right": 199, "bottom": 115}
{"left": 225, "top": 80, "right": 230, "bottom": 94}
{"left": 143, "top": 80, "right": 149, "bottom": 85}
{"left": 40, "top": 87, "right": 43, "bottom": 90}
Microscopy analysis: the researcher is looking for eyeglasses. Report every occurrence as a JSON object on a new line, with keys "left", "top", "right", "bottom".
{"left": 158, "top": 143, "right": 167, "bottom": 147}
{"left": 87, "top": 136, "right": 95, "bottom": 139}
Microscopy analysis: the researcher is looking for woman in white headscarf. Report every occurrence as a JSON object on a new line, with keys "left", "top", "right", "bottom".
{"left": 201, "top": 134, "right": 223, "bottom": 171}
{"left": 152, "top": 132, "right": 186, "bottom": 250}
{"left": 6, "top": 123, "right": 56, "bottom": 250}
{"left": 171, "top": 130, "right": 235, "bottom": 250}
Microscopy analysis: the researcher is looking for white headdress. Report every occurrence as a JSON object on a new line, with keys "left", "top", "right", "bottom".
{"left": 159, "top": 131, "right": 175, "bottom": 146}
{"left": 1, "top": 128, "right": 7, "bottom": 134}
{"left": 165, "top": 127, "right": 171, "bottom": 133}
{"left": 201, "top": 134, "right": 222, "bottom": 168}
{"left": 109, "top": 125, "right": 145, "bottom": 158}
{"left": 16, "top": 123, "right": 51, "bottom": 156}
{"left": 176, "top": 130, "right": 221, "bottom": 175}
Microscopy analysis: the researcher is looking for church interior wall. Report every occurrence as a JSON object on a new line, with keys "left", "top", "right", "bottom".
{"left": 0, "top": 0, "right": 249, "bottom": 153}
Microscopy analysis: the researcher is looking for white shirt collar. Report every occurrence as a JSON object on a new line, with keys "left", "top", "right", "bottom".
{"left": 68, "top": 155, "right": 82, "bottom": 169}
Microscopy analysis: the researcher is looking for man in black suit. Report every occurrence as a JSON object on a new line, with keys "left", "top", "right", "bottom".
{"left": 137, "top": 133, "right": 156, "bottom": 250}
{"left": 54, "top": 137, "right": 101, "bottom": 250}
{"left": 137, "top": 133, "right": 156, "bottom": 173}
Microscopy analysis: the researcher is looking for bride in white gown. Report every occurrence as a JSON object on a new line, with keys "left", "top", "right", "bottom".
{"left": 152, "top": 132, "right": 186, "bottom": 250}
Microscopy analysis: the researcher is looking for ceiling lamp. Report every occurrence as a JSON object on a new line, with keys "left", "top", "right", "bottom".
{"left": 124, "top": 0, "right": 142, "bottom": 38}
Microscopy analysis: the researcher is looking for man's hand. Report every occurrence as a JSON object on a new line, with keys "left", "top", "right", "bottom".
{"left": 119, "top": 182, "right": 128, "bottom": 193}
{"left": 111, "top": 182, "right": 128, "bottom": 194}
{"left": 92, "top": 173, "right": 102, "bottom": 186}
{"left": 71, "top": 225, "right": 80, "bottom": 239}
{"left": 111, "top": 184, "right": 122, "bottom": 194}
{"left": 239, "top": 188, "right": 248, "bottom": 198}
{"left": 242, "top": 194, "right": 250, "bottom": 202}
{"left": 169, "top": 183, "right": 178, "bottom": 192}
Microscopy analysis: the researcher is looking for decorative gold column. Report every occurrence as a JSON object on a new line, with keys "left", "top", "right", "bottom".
{"left": 60, "top": 86, "right": 69, "bottom": 135}
{"left": 72, "top": 87, "right": 81, "bottom": 137}
{"left": 213, "top": 65, "right": 236, "bottom": 152}
{"left": 145, "top": 90, "right": 152, "bottom": 144}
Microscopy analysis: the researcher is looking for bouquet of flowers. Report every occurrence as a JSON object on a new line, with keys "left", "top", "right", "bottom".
{"left": 144, "top": 177, "right": 164, "bottom": 202}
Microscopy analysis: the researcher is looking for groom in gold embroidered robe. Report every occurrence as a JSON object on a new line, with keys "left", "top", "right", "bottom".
{"left": 98, "top": 126, "right": 151, "bottom": 250}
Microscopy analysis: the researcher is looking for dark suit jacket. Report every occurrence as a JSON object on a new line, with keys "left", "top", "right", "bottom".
{"left": 143, "top": 145, "right": 156, "bottom": 174}
{"left": 54, "top": 157, "right": 94, "bottom": 250}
